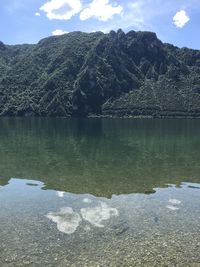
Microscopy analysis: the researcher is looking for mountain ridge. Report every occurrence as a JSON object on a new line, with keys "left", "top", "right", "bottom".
{"left": 0, "top": 29, "right": 200, "bottom": 117}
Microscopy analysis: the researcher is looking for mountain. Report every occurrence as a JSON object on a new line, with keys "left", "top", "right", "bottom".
{"left": 0, "top": 29, "right": 200, "bottom": 117}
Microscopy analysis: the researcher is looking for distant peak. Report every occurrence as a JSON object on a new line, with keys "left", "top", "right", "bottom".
{"left": 0, "top": 41, "right": 6, "bottom": 50}
{"left": 135, "top": 31, "right": 157, "bottom": 41}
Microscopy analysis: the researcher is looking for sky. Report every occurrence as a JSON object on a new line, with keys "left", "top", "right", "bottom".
{"left": 0, "top": 0, "right": 200, "bottom": 49}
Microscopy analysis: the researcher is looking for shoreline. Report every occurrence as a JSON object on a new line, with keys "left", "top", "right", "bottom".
{"left": 1, "top": 114, "right": 200, "bottom": 119}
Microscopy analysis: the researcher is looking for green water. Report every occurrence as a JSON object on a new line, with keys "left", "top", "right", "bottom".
{"left": 0, "top": 118, "right": 199, "bottom": 266}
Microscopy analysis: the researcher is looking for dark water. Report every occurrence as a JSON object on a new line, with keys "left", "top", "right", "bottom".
{"left": 0, "top": 118, "right": 199, "bottom": 266}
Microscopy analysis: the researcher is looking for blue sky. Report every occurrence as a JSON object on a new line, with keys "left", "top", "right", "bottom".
{"left": 0, "top": 0, "right": 200, "bottom": 49}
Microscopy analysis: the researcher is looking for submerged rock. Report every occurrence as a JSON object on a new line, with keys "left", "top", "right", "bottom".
{"left": 112, "top": 221, "right": 129, "bottom": 235}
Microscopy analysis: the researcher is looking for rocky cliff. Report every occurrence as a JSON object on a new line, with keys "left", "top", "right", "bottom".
{"left": 0, "top": 30, "right": 200, "bottom": 117}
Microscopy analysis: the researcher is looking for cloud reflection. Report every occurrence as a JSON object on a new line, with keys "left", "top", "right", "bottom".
{"left": 46, "top": 207, "right": 81, "bottom": 234}
{"left": 46, "top": 202, "right": 119, "bottom": 234}
{"left": 80, "top": 202, "right": 119, "bottom": 228}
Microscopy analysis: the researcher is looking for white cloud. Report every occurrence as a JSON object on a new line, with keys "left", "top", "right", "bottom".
{"left": 35, "top": 12, "right": 40, "bottom": 16}
{"left": 173, "top": 10, "right": 190, "bottom": 28}
{"left": 80, "top": 0, "right": 123, "bottom": 22}
{"left": 52, "top": 29, "right": 68, "bottom": 36}
{"left": 40, "top": 0, "right": 82, "bottom": 20}
{"left": 93, "top": 1, "right": 193, "bottom": 37}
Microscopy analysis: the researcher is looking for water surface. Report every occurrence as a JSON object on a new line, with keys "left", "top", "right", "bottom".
{"left": 0, "top": 118, "right": 199, "bottom": 266}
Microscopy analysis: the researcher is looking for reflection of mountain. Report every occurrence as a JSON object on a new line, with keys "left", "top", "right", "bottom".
{"left": 0, "top": 118, "right": 200, "bottom": 197}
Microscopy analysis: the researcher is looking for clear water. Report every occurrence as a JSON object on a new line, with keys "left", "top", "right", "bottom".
{"left": 0, "top": 118, "right": 199, "bottom": 266}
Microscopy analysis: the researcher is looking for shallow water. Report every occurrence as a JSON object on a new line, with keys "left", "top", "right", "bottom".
{"left": 0, "top": 118, "right": 199, "bottom": 266}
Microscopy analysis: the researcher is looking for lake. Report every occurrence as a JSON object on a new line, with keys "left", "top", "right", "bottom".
{"left": 0, "top": 118, "right": 199, "bottom": 266}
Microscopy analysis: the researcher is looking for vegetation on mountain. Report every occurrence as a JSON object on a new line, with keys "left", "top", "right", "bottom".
{"left": 0, "top": 29, "right": 200, "bottom": 117}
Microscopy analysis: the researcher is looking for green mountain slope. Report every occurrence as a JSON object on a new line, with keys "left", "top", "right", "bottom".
{"left": 0, "top": 30, "right": 200, "bottom": 117}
